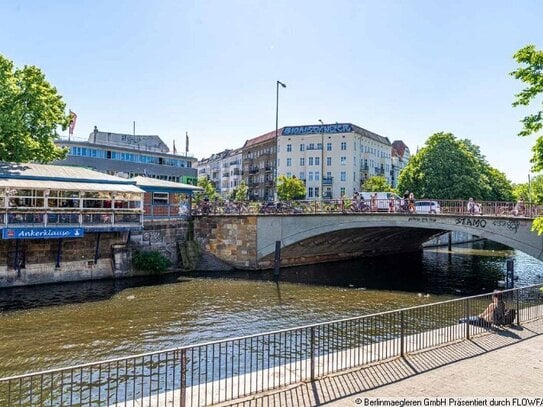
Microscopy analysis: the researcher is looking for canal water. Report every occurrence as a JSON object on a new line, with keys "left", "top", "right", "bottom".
{"left": 0, "top": 240, "right": 541, "bottom": 377}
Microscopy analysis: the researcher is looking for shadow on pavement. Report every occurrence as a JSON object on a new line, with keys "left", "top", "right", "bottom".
{"left": 220, "top": 320, "right": 543, "bottom": 407}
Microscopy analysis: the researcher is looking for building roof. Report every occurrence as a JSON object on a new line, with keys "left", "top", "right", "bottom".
{"left": 0, "top": 178, "right": 143, "bottom": 193}
{"left": 351, "top": 124, "right": 391, "bottom": 146}
{"left": 391, "top": 140, "right": 410, "bottom": 158}
{"left": 0, "top": 162, "right": 143, "bottom": 193}
{"left": 244, "top": 128, "right": 283, "bottom": 148}
{"left": 0, "top": 162, "right": 136, "bottom": 184}
{"left": 132, "top": 176, "right": 203, "bottom": 193}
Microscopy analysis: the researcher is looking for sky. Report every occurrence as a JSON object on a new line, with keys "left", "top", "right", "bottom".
{"left": 1, "top": 0, "right": 542, "bottom": 183}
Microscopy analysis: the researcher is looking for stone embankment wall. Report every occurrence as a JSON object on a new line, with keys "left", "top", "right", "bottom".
{"left": 0, "top": 232, "right": 126, "bottom": 287}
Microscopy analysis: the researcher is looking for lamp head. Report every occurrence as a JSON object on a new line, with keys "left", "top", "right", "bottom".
{"left": 277, "top": 80, "right": 286, "bottom": 88}
{"left": 318, "top": 119, "right": 324, "bottom": 125}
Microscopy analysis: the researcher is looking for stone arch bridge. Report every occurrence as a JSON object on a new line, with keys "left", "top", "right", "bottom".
{"left": 193, "top": 213, "right": 542, "bottom": 270}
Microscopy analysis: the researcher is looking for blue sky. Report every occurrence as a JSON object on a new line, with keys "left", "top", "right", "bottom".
{"left": 1, "top": 0, "right": 541, "bottom": 183}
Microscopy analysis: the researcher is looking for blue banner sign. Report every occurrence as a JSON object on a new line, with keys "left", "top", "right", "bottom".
{"left": 282, "top": 123, "right": 353, "bottom": 136}
{"left": 2, "top": 227, "right": 85, "bottom": 240}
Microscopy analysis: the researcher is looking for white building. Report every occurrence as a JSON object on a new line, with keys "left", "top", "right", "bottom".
{"left": 197, "top": 148, "right": 243, "bottom": 198}
{"left": 277, "top": 123, "right": 394, "bottom": 199}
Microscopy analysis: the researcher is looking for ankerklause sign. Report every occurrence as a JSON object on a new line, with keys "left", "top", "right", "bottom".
{"left": 2, "top": 227, "right": 85, "bottom": 240}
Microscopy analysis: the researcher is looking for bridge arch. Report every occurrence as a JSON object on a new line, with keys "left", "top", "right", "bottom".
{"left": 255, "top": 214, "right": 542, "bottom": 268}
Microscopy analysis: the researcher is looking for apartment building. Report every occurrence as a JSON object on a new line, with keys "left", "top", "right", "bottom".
{"left": 241, "top": 129, "right": 277, "bottom": 201}
{"left": 276, "top": 123, "right": 393, "bottom": 199}
{"left": 197, "top": 148, "right": 243, "bottom": 198}
{"left": 390, "top": 140, "right": 411, "bottom": 188}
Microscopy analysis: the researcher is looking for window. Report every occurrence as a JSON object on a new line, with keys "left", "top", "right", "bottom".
{"left": 308, "top": 171, "right": 314, "bottom": 181}
{"left": 286, "top": 158, "right": 292, "bottom": 167}
{"left": 286, "top": 172, "right": 292, "bottom": 177}
{"left": 327, "top": 143, "right": 332, "bottom": 151}
{"left": 287, "top": 144, "right": 292, "bottom": 152}
{"left": 317, "top": 143, "right": 322, "bottom": 150}
{"left": 299, "top": 171, "right": 305, "bottom": 180}
{"left": 309, "top": 157, "right": 314, "bottom": 166}
{"left": 300, "top": 157, "right": 305, "bottom": 166}
{"left": 340, "top": 171, "right": 346, "bottom": 181}
{"left": 341, "top": 142, "right": 347, "bottom": 150}
{"left": 308, "top": 187, "right": 314, "bottom": 198}
{"left": 315, "top": 187, "right": 320, "bottom": 197}
{"left": 326, "top": 157, "right": 332, "bottom": 166}
{"left": 340, "top": 187, "right": 346, "bottom": 197}
{"left": 315, "top": 157, "right": 320, "bottom": 166}
{"left": 340, "top": 156, "right": 347, "bottom": 165}
{"left": 152, "top": 192, "right": 169, "bottom": 205}
{"left": 308, "top": 143, "right": 315, "bottom": 150}
{"left": 315, "top": 171, "right": 320, "bottom": 181}
{"left": 300, "top": 144, "right": 305, "bottom": 151}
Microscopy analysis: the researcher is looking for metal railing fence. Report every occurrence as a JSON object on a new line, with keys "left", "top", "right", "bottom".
{"left": 142, "top": 199, "right": 542, "bottom": 220}
{"left": 1, "top": 284, "right": 542, "bottom": 406}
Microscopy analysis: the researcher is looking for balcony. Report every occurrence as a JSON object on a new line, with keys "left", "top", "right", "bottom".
{"left": 249, "top": 167, "right": 260, "bottom": 174}
{"left": 322, "top": 177, "right": 333, "bottom": 185}
{"left": 375, "top": 167, "right": 385, "bottom": 175}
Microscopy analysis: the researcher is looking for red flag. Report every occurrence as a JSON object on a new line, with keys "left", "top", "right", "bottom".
{"left": 68, "top": 110, "right": 77, "bottom": 135}
{"left": 173, "top": 140, "right": 177, "bottom": 154}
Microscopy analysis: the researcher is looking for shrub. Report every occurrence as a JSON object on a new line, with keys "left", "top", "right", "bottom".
{"left": 132, "top": 251, "right": 171, "bottom": 274}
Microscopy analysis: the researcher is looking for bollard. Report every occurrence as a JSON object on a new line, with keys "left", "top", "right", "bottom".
{"left": 273, "top": 241, "right": 281, "bottom": 282}
{"left": 506, "top": 258, "right": 514, "bottom": 289}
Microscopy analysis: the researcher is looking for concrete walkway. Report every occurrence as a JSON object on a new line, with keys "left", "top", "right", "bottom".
{"left": 222, "top": 319, "right": 543, "bottom": 406}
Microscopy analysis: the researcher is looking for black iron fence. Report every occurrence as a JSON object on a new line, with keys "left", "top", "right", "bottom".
{"left": 1, "top": 284, "right": 542, "bottom": 406}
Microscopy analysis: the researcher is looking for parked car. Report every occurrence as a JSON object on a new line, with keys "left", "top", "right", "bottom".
{"left": 414, "top": 200, "right": 441, "bottom": 214}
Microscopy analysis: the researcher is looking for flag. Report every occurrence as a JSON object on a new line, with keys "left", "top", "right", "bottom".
{"left": 173, "top": 140, "right": 177, "bottom": 154}
{"left": 68, "top": 110, "right": 77, "bottom": 136}
{"left": 185, "top": 132, "right": 189, "bottom": 153}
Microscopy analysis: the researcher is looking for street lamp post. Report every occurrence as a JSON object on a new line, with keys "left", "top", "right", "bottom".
{"left": 275, "top": 81, "right": 286, "bottom": 200}
{"left": 318, "top": 119, "right": 324, "bottom": 201}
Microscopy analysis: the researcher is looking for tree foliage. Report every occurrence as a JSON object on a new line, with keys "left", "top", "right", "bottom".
{"left": 276, "top": 175, "right": 306, "bottom": 201}
{"left": 229, "top": 180, "right": 248, "bottom": 201}
{"left": 511, "top": 45, "right": 543, "bottom": 171}
{"left": 0, "top": 54, "right": 69, "bottom": 163}
{"left": 194, "top": 177, "right": 219, "bottom": 203}
{"left": 397, "top": 132, "right": 513, "bottom": 200}
{"left": 362, "top": 176, "right": 393, "bottom": 192}
{"left": 513, "top": 175, "right": 543, "bottom": 205}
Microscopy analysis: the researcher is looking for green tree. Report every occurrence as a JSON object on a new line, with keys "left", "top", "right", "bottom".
{"left": 398, "top": 132, "right": 513, "bottom": 200}
{"left": 0, "top": 54, "right": 69, "bottom": 163}
{"left": 513, "top": 175, "right": 543, "bottom": 204}
{"left": 194, "top": 177, "right": 219, "bottom": 203}
{"left": 229, "top": 180, "right": 249, "bottom": 201}
{"left": 276, "top": 175, "right": 306, "bottom": 201}
{"left": 362, "top": 176, "right": 393, "bottom": 192}
{"left": 234, "top": 180, "right": 248, "bottom": 201}
{"left": 511, "top": 45, "right": 543, "bottom": 170}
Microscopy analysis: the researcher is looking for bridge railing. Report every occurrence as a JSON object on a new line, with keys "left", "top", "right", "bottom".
{"left": 1, "top": 284, "right": 542, "bottom": 406}
{"left": 143, "top": 199, "right": 541, "bottom": 219}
